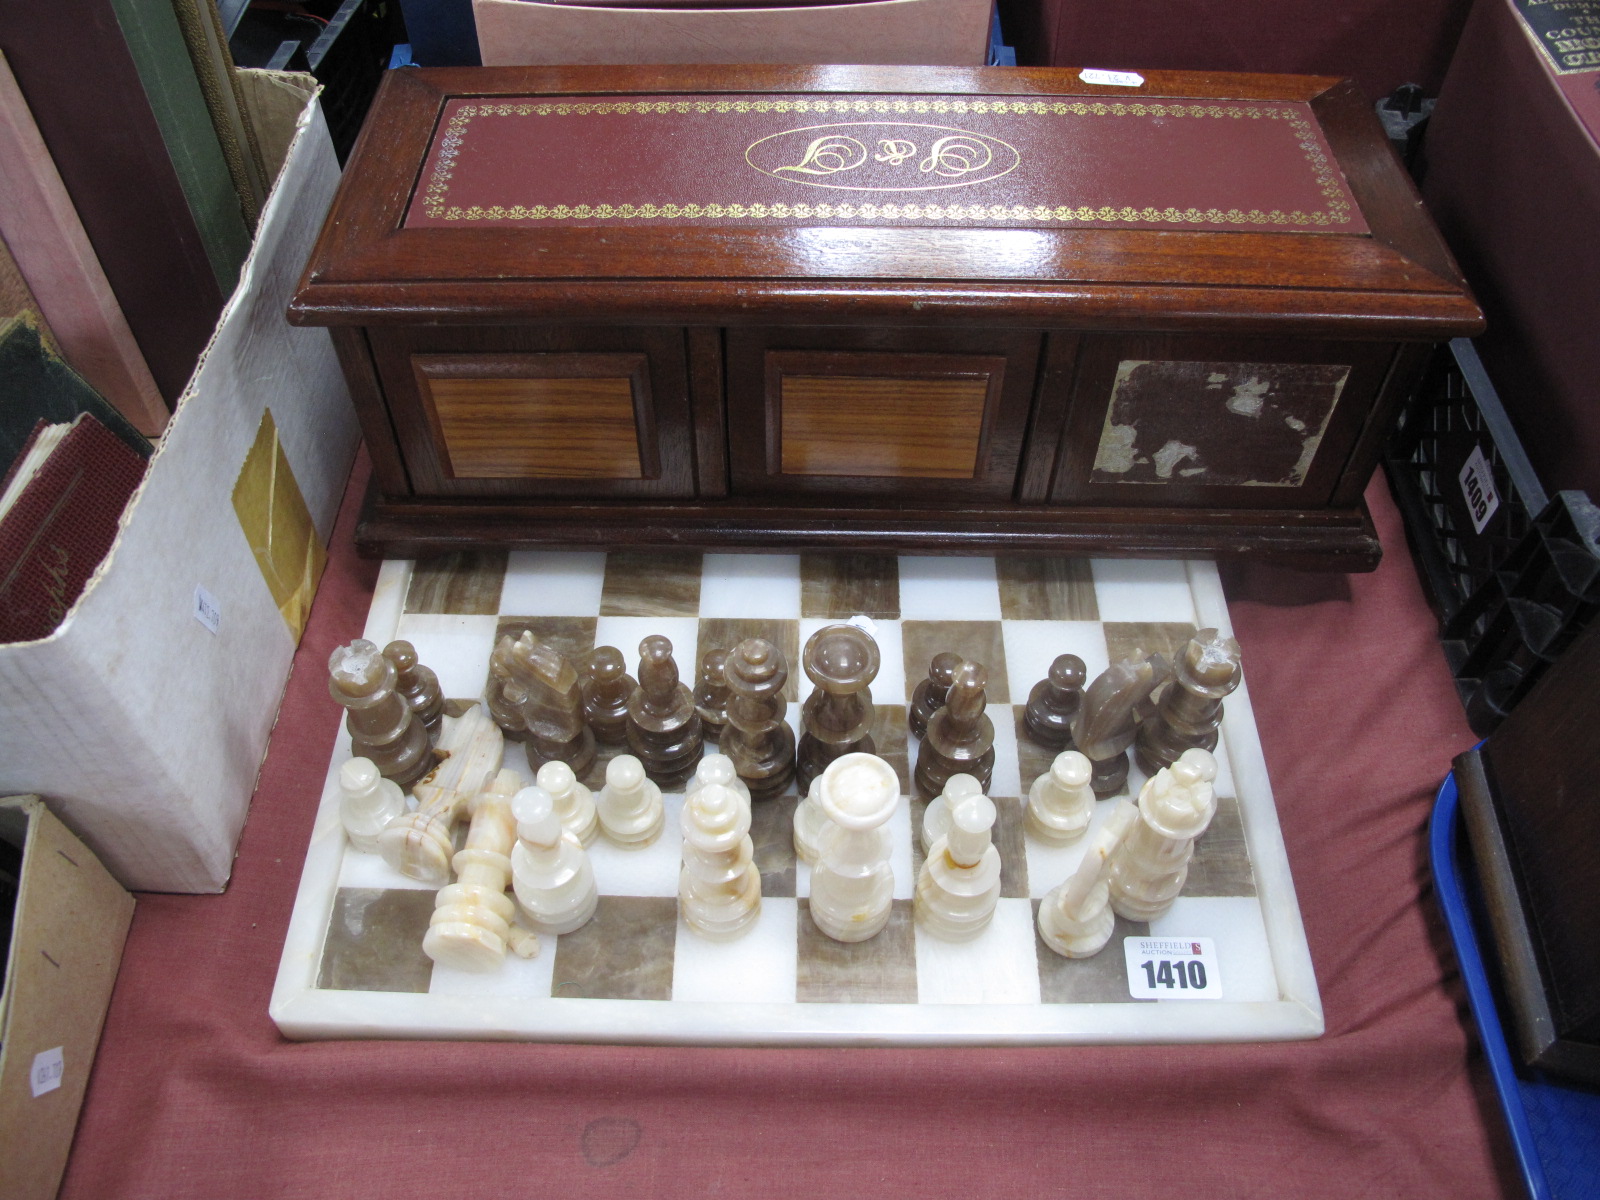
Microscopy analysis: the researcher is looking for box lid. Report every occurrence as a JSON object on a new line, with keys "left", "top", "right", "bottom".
{"left": 291, "top": 65, "right": 1482, "bottom": 336}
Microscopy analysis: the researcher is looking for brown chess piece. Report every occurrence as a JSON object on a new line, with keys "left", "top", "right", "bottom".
{"left": 909, "top": 651, "right": 962, "bottom": 740}
{"left": 914, "top": 658, "right": 995, "bottom": 797}
{"left": 796, "top": 623, "right": 879, "bottom": 794}
{"left": 1135, "top": 630, "right": 1241, "bottom": 775}
{"left": 721, "top": 637, "right": 796, "bottom": 801}
{"left": 1023, "top": 653, "right": 1086, "bottom": 750}
{"left": 506, "top": 632, "right": 596, "bottom": 779}
{"left": 328, "top": 639, "right": 433, "bottom": 789}
{"left": 1072, "top": 653, "right": 1172, "bottom": 796}
{"left": 693, "top": 648, "right": 732, "bottom": 742}
{"left": 626, "top": 635, "right": 704, "bottom": 789}
{"left": 485, "top": 635, "right": 528, "bottom": 742}
{"left": 580, "top": 645, "right": 635, "bottom": 745}
{"left": 383, "top": 639, "right": 444, "bottom": 743}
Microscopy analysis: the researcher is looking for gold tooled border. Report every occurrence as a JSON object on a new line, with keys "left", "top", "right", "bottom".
{"left": 417, "top": 97, "right": 1355, "bottom": 229}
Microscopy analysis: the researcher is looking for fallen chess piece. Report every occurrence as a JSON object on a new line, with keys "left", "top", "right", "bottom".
{"left": 1025, "top": 750, "right": 1095, "bottom": 845}
{"left": 809, "top": 752, "right": 899, "bottom": 943}
{"left": 423, "top": 768, "right": 539, "bottom": 971}
{"left": 596, "top": 753, "right": 665, "bottom": 848}
{"left": 337, "top": 757, "right": 406, "bottom": 853}
{"left": 511, "top": 784, "right": 599, "bottom": 935}
{"left": 679, "top": 781, "right": 762, "bottom": 940}
{"left": 1036, "top": 800, "right": 1140, "bottom": 959}
{"left": 919, "top": 772, "right": 984, "bottom": 855}
{"left": 914, "top": 792, "right": 1002, "bottom": 941}
{"left": 379, "top": 701, "right": 504, "bottom": 884}
{"left": 1106, "top": 747, "right": 1219, "bottom": 922}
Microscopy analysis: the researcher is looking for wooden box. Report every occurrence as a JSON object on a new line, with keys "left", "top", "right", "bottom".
{"left": 289, "top": 65, "right": 1483, "bottom": 568}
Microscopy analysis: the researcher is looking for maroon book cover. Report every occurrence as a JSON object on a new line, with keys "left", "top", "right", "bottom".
{"left": 0, "top": 412, "right": 147, "bottom": 643}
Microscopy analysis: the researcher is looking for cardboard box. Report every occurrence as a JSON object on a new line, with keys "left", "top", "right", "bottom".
{"left": 0, "top": 73, "right": 361, "bottom": 893}
{"left": 0, "top": 796, "right": 135, "bottom": 1200}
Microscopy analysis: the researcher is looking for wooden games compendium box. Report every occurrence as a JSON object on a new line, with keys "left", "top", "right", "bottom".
{"left": 289, "top": 65, "right": 1483, "bottom": 568}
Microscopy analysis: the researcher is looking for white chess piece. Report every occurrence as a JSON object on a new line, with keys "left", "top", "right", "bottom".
{"left": 536, "top": 759, "right": 598, "bottom": 847}
{"left": 380, "top": 701, "right": 504, "bottom": 883}
{"left": 1025, "top": 750, "right": 1095, "bottom": 844}
{"left": 679, "top": 782, "right": 761, "bottom": 940}
{"left": 338, "top": 757, "right": 406, "bottom": 853}
{"left": 809, "top": 752, "right": 899, "bottom": 943}
{"left": 914, "top": 792, "right": 1002, "bottom": 941}
{"left": 790, "top": 776, "right": 834, "bottom": 865}
{"left": 511, "top": 785, "right": 599, "bottom": 935}
{"left": 422, "top": 768, "right": 536, "bottom": 971}
{"left": 920, "top": 773, "right": 983, "bottom": 854}
{"left": 1037, "top": 799, "right": 1139, "bottom": 958}
{"left": 686, "top": 753, "right": 751, "bottom": 809}
{"left": 596, "top": 753, "right": 664, "bottom": 847}
{"left": 1106, "top": 747, "right": 1219, "bottom": 921}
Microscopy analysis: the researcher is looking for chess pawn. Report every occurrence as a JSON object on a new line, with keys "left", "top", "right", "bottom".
{"left": 914, "top": 659, "right": 995, "bottom": 797}
{"left": 679, "top": 782, "right": 762, "bottom": 940}
{"left": 509, "top": 633, "right": 597, "bottom": 779}
{"left": 511, "top": 784, "right": 599, "bottom": 935}
{"left": 337, "top": 757, "right": 407, "bottom": 853}
{"left": 1026, "top": 750, "right": 1095, "bottom": 845}
{"left": 915, "top": 793, "right": 1002, "bottom": 941}
{"left": 423, "top": 768, "right": 535, "bottom": 971}
{"left": 596, "top": 753, "right": 664, "bottom": 848}
{"left": 693, "top": 649, "right": 733, "bottom": 742}
{"left": 1107, "top": 747, "right": 1219, "bottom": 921}
{"left": 686, "top": 753, "right": 751, "bottom": 810}
{"left": 626, "top": 635, "right": 704, "bottom": 789}
{"left": 536, "top": 759, "right": 598, "bottom": 847}
{"left": 795, "top": 623, "right": 879, "bottom": 794}
{"left": 908, "top": 651, "right": 962, "bottom": 740}
{"left": 808, "top": 753, "right": 899, "bottom": 943}
{"left": 919, "top": 773, "right": 984, "bottom": 855}
{"left": 580, "top": 646, "right": 635, "bottom": 745}
{"left": 1071, "top": 653, "right": 1172, "bottom": 797}
{"left": 721, "top": 638, "right": 796, "bottom": 801}
{"left": 1135, "top": 630, "right": 1242, "bottom": 775}
{"left": 485, "top": 635, "right": 528, "bottom": 741}
{"left": 328, "top": 639, "right": 433, "bottom": 789}
{"left": 383, "top": 639, "right": 444, "bottom": 742}
{"left": 1023, "top": 654, "right": 1086, "bottom": 750}
{"left": 380, "top": 702, "right": 504, "bottom": 884}
{"left": 1037, "top": 800, "right": 1140, "bottom": 959}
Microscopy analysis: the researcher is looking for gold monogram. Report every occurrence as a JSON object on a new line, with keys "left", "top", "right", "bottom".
{"left": 918, "top": 136, "right": 992, "bottom": 177}
{"left": 772, "top": 136, "right": 867, "bottom": 176}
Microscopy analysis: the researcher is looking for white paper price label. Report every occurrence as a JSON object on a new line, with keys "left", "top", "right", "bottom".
{"left": 1124, "top": 937, "right": 1222, "bottom": 999}
{"left": 194, "top": 584, "right": 221, "bottom": 634}
{"left": 1079, "top": 68, "right": 1145, "bottom": 88}
{"left": 1458, "top": 445, "right": 1500, "bottom": 535}
{"left": 31, "top": 1047, "right": 64, "bottom": 1097}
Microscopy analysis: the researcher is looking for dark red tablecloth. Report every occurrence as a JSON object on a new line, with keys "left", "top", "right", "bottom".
{"left": 60, "top": 450, "right": 1518, "bottom": 1199}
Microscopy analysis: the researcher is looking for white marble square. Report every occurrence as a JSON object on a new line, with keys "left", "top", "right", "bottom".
{"left": 500, "top": 551, "right": 608, "bottom": 615}
{"left": 797, "top": 616, "right": 905, "bottom": 715}
{"left": 1149, "top": 896, "right": 1276, "bottom": 1003}
{"left": 698, "top": 554, "right": 802, "bottom": 618}
{"left": 588, "top": 791, "right": 685, "bottom": 896}
{"left": 336, "top": 846, "right": 435, "bottom": 891}
{"left": 427, "top": 938, "right": 557, "bottom": 999}
{"left": 987, "top": 704, "right": 1021, "bottom": 799}
{"left": 1000, "top": 619, "right": 1111, "bottom": 704}
{"left": 897, "top": 556, "right": 1002, "bottom": 620}
{"left": 671, "top": 898, "right": 798, "bottom": 1003}
{"left": 592, "top": 616, "right": 703, "bottom": 674}
{"left": 391, "top": 613, "right": 501, "bottom": 700}
{"left": 914, "top": 898, "right": 1043, "bottom": 1005}
{"left": 1089, "top": 559, "right": 1198, "bottom": 624}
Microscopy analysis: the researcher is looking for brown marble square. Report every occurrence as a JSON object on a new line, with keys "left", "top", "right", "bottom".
{"left": 750, "top": 794, "right": 798, "bottom": 897}
{"left": 696, "top": 618, "right": 802, "bottom": 702}
{"left": 1184, "top": 794, "right": 1256, "bottom": 897}
{"left": 550, "top": 896, "right": 677, "bottom": 1000}
{"left": 317, "top": 888, "right": 437, "bottom": 993}
{"left": 1102, "top": 622, "right": 1198, "bottom": 671}
{"left": 800, "top": 553, "right": 901, "bottom": 619}
{"left": 867, "top": 703, "right": 910, "bottom": 795}
{"left": 600, "top": 552, "right": 703, "bottom": 616}
{"left": 1034, "top": 905, "right": 1151, "bottom": 1003}
{"left": 996, "top": 558, "right": 1099, "bottom": 621}
{"left": 405, "top": 550, "right": 508, "bottom": 615}
{"left": 796, "top": 899, "right": 918, "bottom": 1003}
{"left": 900, "top": 620, "right": 1010, "bottom": 704}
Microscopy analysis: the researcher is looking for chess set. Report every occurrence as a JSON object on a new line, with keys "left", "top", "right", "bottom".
{"left": 271, "top": 551, "right": 1322, "bottom": 1044}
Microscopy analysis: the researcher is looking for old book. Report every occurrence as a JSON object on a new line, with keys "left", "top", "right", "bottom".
{"left": 0, "top": 412, "right": 148, "bottom": 644}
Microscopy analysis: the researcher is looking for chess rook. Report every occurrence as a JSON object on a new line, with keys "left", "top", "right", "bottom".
{"left": 384, "top": 639, "right": 444, "bottom": 742}
{"left": 422, "top": 768, "right": 529, "bottom": 972}
{"left": 795, "top": 623, "right": 880, "bottom": 794}
{"left": 908, "top": 651, "right": 962, "bottom": 740}
{"left": 1135, "top": 629, "right": 1241, "bottom": 775}
{"left": 381, "top": 701, "right": 505, "bottom": 883}
{"left": 511, "top": 784, "right": 599, "bottom": 935}
{"left": 919, "top": 772, "right": 984, "bottom": 855}
{"left": 596, "top": 753, "right": 665, "bottom": 848}
{"left": 337, "top": 757, "right": 406, "bottom": 854}
{"left": 693, "top": 648, "right": 733, "bottom": 742}
{"left": 579, "top": 645, "right": 636, "bottom": 746}
{"left": 626, "top": 635, "right": 705, "bottom": 789}
{"left": 914, "top": 658, "right": 996, "bottom": 797}
{"left": 1025, "top": 750, "right": 1095, "bottom": 844}
{"left": 679, "top": 781, "right": 762, "bottom": 940}
{"left": 1107, "top": 747, "right": 1219, "bottom": 921}
{"left": 506, "top": 632, "right": 597, "bottom": 779}
{"left": 809, "top": 753, "right": 899, "bottom": 943}
{"left": 1037, "top": 801, "right": 1139, "bottom": 959}
{"left": 720, "top": 638, "right": 796, "bottom": 801}
{"left": 914, "top": 792, "right": 1002, "bottom": 941}
{"left": 1023, "top": 653, "right": 1086, "bottom": 749}
{"left": 536, "top": 759, "right": 598, "bottom": 847}
{"left": 1071, "top": 653, "right": 1172, "bottom": 797}
{"left": 328, "top": 638, "right": 433, "bottom": 789}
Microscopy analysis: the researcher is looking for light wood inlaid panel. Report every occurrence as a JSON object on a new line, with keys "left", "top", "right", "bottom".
{"left": 780, "top": 375, "right": 989, "bottom": 479}
{"left": 418, "top": 355, "right": 647, "bottom": 480}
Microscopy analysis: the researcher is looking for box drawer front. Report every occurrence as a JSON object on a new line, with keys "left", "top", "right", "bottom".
{"left": 725, "top": 327, "right": 1041, "bottom": 501}
{"left": 370, "top": 326, "right": 697, "bottom": 498}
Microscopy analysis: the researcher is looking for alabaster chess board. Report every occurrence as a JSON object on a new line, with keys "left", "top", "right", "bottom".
{"left": 271, "top": 551, "right": 1322, "bottom": 1044}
